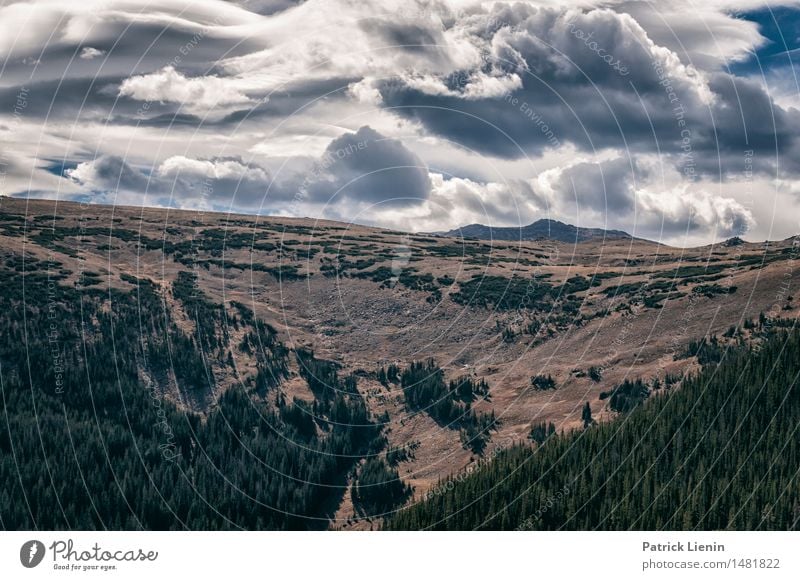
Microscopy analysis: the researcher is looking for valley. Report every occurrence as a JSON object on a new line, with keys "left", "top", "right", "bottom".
{"left": 1, "top": 197, "right": 798, "bottom": 529}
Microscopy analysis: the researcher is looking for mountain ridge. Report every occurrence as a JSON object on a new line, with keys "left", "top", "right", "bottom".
{"left": 438, "top": 218, "right": 639, "bottom": 243}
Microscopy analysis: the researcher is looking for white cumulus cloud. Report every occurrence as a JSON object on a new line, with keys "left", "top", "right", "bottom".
{"left": 119, "top": 66, "right": 254, "bottom": 113}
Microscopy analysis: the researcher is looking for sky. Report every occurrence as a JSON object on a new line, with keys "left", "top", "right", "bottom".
{"left": 0, "top": 0, "right": 799, "bottom": 246}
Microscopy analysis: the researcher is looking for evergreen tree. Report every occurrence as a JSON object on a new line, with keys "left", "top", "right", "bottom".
{"left": 581, "top": 402, "right": 593, "bottom": 428}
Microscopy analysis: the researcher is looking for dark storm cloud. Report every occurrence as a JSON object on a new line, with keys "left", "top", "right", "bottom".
{"left": 376, "top": 4, "right": 799, "bottom": 178}
{"left": 219, "top": 77, "right": 358, "bottom": 125}
{"left": 552, "top": 157, "right": 638, "bottom": 214}
{"left": 693, "top": 73, "right": 797, "bottom": 160}
{"left": 128, "top": 112, "right": 207, "bottom": 127}
{"left": 306, "top": 126, "right": 431, "bottom": 205}
{"left": 378, "top": 7, "right": 704, "bottom": 155}
{"left": 225, "top": 0, "right": 304, "bottom": 16}
{"left": 671, "top": 73, "right": 800, "bottom": 178}
{"left": 380, "top": 77, "right": 674, "bottom": 158}
{"left": 78, "top": 155, "right": 155, "bottom": 191}
{"left": 0, "top": 77, "right": 124, "bottom": 121}
{"left": 360, "top": 19, "right": 442, "bottom": 54}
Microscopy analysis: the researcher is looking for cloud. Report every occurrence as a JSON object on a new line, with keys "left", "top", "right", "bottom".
{"left": 225, "top": 0, "right": 305, "bottom": 16}
{"left": 159, "top": 156, "right": 270, "bottom": 182}
{"left": 549, "top": 157, "right": 640, "bottom": 214}
{"left": 634, "top": 187, "right": 755, "bottom": 238}
{"left": 429, "top": 174, "right": 545, "bottom": 225}
{"left": 310, "top": 171, "right": 546, "bottom": 234}
{"left": 79, "top": 47, "right": 105, "bottom": 60}
{"left": 359, "top": 18, "right": 442, "bottom": 54}
{"left": 66, "top": 155, "right": 155, "bottom": 192}
{"left": 64, "top": 153, "right": 275, "bottom": 209}
{"left": 375, "top": 3, "right": 797, "bottom": 181}
{"left": 0, "top": 152, "right": 83, "bottom": 198}
{"left": 305, "top": 126, "right": 431, "bottom": 205}
{"left": 119, "top": 66, "right": 255, "bottom": 113}
{"left": 0, "top": 0, "right": 259, "bottom": 57}
{"left": 616, "top": 0, "right": 766, "bottom": 69}
{"left": 538, "top": 155, "right": 755, "bottom": 238}
{"left": 61, "top": 126, "right": 431, "bottom": 210}
{"left": 48, "top": 146, "right": 758, "bottom": 244}
{"left": 1, "top": 0, "right": 797, "bottom": 245}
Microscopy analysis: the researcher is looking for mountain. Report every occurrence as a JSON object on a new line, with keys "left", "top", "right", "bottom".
{"left": 0, "top": 197, "right": 798, "bottom": 530}
{"left": 440, "top": 218, "right": 636, "bottom": 243}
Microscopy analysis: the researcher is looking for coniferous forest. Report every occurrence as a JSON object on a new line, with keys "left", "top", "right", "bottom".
{"left": 1, "top": 221, "right": 799, "bottom": 531}
{"left": 386, "top": 326, "right": 800, "bottom": 530}
{"left": 0, "top": 254, "right": 390, "bottom": 530}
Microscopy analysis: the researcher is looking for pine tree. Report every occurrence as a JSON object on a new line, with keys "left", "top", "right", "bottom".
{"left": 582, "top": 402, "right": 593, "bottom": 428}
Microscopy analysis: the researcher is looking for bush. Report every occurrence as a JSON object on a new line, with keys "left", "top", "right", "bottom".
{"left": 531, "top": 374, "right": 556, "bottom": 390}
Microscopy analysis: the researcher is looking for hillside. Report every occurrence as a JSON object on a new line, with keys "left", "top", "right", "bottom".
{"left": 387, "top": 323, "right": 800, "bottom": 530}
{"left": 440, "top": 219, "right": 636, "bottom": 243}
{"left": 1, "top": 197, "right": 798, "bottom": 530}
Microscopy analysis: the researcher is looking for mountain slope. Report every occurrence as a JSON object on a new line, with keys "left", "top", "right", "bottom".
{"left": 386, "top": 323, "right": 800, "bottom": 530}
{"left": 0, "top": 197, "right": 798, "bottom": 529}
